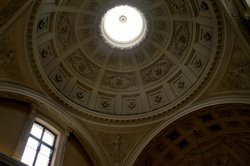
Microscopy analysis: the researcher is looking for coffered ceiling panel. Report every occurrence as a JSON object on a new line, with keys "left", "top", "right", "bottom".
{"left": 27, "top": 0, "right": 225, "bottom": 122}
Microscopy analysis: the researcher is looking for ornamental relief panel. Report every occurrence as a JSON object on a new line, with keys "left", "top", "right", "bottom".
{"left": 29, "top": 0, "right": 224, "bottom": 116}
{"left": 147, "top": 87, "right": 169, "bottom": 109}
{"left": 96, "top": 94, "right": 115, "bottom": 113}
{"left": 169, "top": 73, "right": 192, "bottom": 95}
{"left": 101, "top": 71, "right": 137, "bottom": 90}
{"left": 196, "top": 0, "right": 211, "bottom": 17}
{"left": 37, "top": 14, "right": 50, "bottom": 35}
{"left": 224, "top": 61, "right": 250, "bottom": 90}
{"left": 169, "top": 22, "right": 192, "bottom": 58}
{"left": 38, "top": 42, "right": 55, "bottom": 66}
{"left": 122, "top": 95, "right": 142, "bottom": 114}
{"left": 66, "top": 50, "right": 100, "bottom": 83}
{"left": 165, "top": 0, "right": 191, "bottom": 15}
{"left": 49, "top": 66, "right": 70, "bottom": 90}
{"left": 69, "top": 83, "right": 91, "bottom": 107}
{"left": 221, "top": 41, "right": 250, "bottom": 91}
{"left": 141, "top": 55, "right": 175, "bottom": 85}
{"left": 94, "top": 132, "right": 142, "bottom": 165}
{"left": 198, "top": 25, "right": 213, "bottom": 48}
{"left": 169, "top": 0, "right": 185, "bottom": 12}
{"left": 56, "top": 13, "right": 76, "bottom": 49}
{"left": 187, "top": 51, "right": 208, "bottom": 76}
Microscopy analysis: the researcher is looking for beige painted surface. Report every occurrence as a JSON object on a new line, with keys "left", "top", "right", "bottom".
{"left": 0, "top": 0, "right": 10, "bottom": 10}
{"left": 0, "top": 98, "right": 30, "bottom": 156}
{"left": 0, "top": 98, "right": 93, "bottom": 165}
{"left": 63, "top": 135, "right": 94, "bottom": 166}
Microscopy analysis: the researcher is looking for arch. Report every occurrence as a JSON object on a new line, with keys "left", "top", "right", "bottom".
{"left": 0, "top": 82, "right": 108, "bottom": 166}
{"left": 128, "top": 93, "right": 250, "bottom": 165}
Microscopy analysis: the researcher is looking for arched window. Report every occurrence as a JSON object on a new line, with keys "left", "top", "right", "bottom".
{"left": 21, "top": 122, "right": 57, "bottom": 166}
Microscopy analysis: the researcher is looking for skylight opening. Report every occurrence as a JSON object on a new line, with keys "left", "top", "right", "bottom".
{"left": 101, "top": 5, "right": 147, "bottom": 49}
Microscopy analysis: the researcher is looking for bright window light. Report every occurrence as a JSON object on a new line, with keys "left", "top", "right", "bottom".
{"left": 21, "top": 122, "right": 56, "bottom": 166}
{"left": 101, "top": 5, "right": 147, "bottom": 48}
{"left": 246, "top": 0, "right": 250, "bottom": 8}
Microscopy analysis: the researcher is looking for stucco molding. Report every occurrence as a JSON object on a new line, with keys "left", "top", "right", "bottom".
{"left": 26, "top": 0, "right": 227, "bottom": 125}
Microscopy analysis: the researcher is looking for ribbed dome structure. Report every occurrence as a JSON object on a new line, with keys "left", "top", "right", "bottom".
{"left": 28, "top": 0, "right": 224, "bottom": 121}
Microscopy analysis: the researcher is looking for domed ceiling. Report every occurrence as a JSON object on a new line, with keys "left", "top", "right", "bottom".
{"left": 27, "top": 0, "right": 224, "bottom": 119}
{"left": 135, "top": 104, "right": 250, "bottom": 165}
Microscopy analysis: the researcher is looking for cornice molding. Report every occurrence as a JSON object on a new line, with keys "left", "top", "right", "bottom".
{"left": 26, "top": 0, "right": 227, "bottom": 125}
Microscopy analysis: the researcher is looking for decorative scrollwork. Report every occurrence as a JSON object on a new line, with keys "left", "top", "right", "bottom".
{"left": 169, "top": 0, "right": 185, "bottom": 12}
{"left": 102, "top": 73, "right": 136, "bottom": 90}
{"left": 57, "top": 14, "right": 74, "bottom": 47}
{"left": 67, "top": 52, "right": 99, "bottom": 82}
{"left": 172, "top": 23, "right": 190, "bottom": 57}
{"left": 142, "top": 57, "right": 174, "bottom": 85}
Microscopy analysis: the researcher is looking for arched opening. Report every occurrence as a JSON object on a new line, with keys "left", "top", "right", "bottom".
{"left": 0, "top": 96, "right": 96, "bottom": 166}
{"left": 135, "top": 103, "right": 250, "bottom": 165}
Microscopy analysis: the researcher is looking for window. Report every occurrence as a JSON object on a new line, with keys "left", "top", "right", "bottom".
{"left": 21, "top": 122, "right": 57, "bottom": 166}
{"left": 246, "top": 0, "right": 250, "bottom": 9}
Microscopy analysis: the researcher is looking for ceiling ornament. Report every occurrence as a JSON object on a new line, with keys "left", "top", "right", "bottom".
{"left": 27, "top": 0, "right": 225, "bottom": 123}
{"left": 135, "top": 104, "right": 250, "bottom": 165}
{"left": 222, "top": 40, "right": 250, "bottom": 91}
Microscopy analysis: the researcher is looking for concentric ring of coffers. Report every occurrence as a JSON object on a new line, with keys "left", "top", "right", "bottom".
{"left": 30, "top": 0, "right": 224, "bottom": 118}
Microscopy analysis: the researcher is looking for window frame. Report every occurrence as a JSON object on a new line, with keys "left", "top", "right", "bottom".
{"left": 14, "top": 111, "right": 68, "bottom": 166}
{"left": 22, "top": 121, "right": 57, "bottom": 166}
